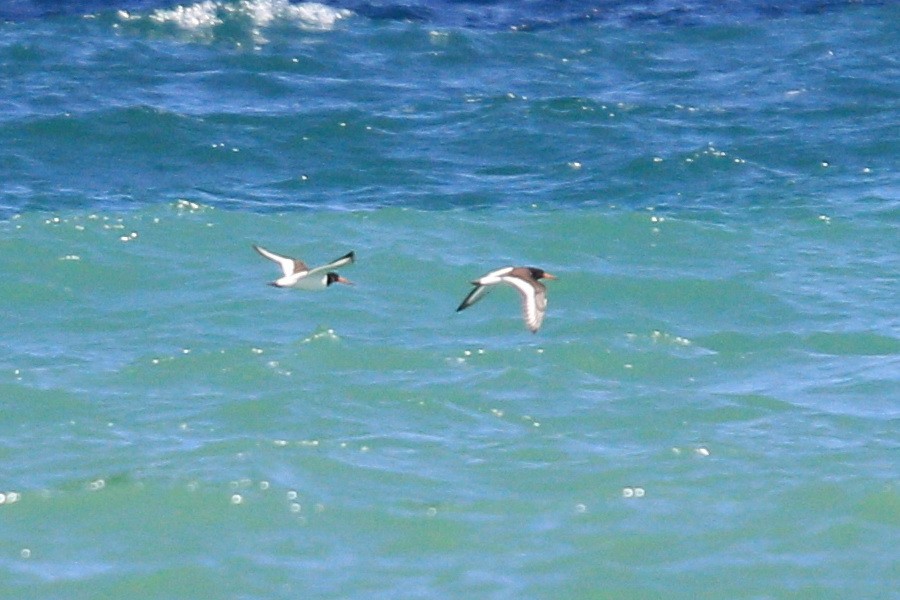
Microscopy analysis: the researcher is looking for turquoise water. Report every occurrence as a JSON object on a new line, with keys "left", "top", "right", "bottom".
{"left": 1, "top": 1, "right": 898, "bottom": 597}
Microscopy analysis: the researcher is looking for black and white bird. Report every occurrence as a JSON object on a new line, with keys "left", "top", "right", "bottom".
{"left": 456, "top": 266, "right": 557, "bottom": 333}
{"left": 253, "top": 245, "right": 355, "bottom": 290}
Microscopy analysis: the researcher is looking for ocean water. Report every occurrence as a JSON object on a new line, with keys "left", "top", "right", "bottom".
{"left": 1, "top": 0, "right": 898, "bottom": 597}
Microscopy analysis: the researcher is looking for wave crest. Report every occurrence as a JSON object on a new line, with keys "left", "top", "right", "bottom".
{"left": 142, "top": 0, "right": 352, "bottom": 32}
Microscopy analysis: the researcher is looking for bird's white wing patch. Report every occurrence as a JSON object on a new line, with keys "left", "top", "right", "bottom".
{"left": 475, "top": 266, "right": 514, "bottom": 286}
{"left": 306, "top": 251, "right": 355, "bottom": 277}
{"left": 254, "top": 245, "right": 304, "bottom": 277}
{"left": 504, "top": 276, "right": 547, "bottom": 333}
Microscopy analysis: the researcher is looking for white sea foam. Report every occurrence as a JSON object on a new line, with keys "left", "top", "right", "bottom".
{"left": 149, "top": 1, "right": 222, "bottom": 29}
{"left": 147, "top": 0, "right": 352, "bottom": 32}
{"left": 240, "top": 0, "right": 352, "bottom": 29}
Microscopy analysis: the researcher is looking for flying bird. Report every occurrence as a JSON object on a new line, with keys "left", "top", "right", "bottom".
{"left": 456, "top": 266, "right": 557, "bottom": 332}
{"left": 253, "top": 245, "right": 355, "bottom": 290}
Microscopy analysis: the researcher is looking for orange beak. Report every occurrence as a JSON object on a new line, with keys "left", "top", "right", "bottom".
{"left": 542, "top": 272, "right": 558, "bottom": 280}
{"left": 335, "top": 276, "right": 354, "bottom": 285}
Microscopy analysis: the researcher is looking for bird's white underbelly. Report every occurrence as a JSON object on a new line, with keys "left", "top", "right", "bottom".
{"left": 281, "top": 274, "right": 328, "bottom": 290}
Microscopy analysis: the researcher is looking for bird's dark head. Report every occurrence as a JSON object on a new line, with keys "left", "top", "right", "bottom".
{"left": 528, "top": 267, "right": 557, "bottom": 281}
{"left": 327, "top": 272, "right": 353, "bottom": 286}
